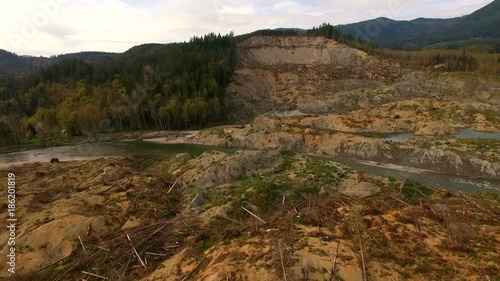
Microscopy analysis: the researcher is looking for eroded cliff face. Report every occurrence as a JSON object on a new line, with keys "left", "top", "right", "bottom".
{"left": 237, "top": 36, "right": 369, "bottom": 67}
{"left": 226, "top": 36, "right": 400, "bottom": 118}
{"left": 226, "top": 37, "right": 500, "bottom": 128}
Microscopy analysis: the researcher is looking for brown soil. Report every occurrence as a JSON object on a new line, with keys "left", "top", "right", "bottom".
{"left": 1, "top": 152, "right": 498, "bottom": 281}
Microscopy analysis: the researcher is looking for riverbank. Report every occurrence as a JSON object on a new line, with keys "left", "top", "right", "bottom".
{"left": 1, "top": 151, "right": 499, "bottom": 280}
{"left": 4, "top": 128, "right": 499, "bottom": 192}
{"left": 141, "top": 121, "right": 500, "bottom": 180}
{"left": 0, "top": 130, "right": 154, "bottom": 155}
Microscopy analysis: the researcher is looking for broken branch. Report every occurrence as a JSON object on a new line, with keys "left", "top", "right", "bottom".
{"left": 355, "top": 216, "right": 367, "bottom": 281}
{"left": 330, "top": 241, "right": 340, "bottom": 281}
{"left": 241, "top": 206, "right": 267, "bottom": 224}
{"left": 278, "top": 239, "right": 288, "bottom": 281}
{"left": 126, "top": 234, "right": 147, "bottom": 269}
{"left": 167, "top": 177, "right": 181, "bottom": 194}
{"left": 78, "top": 235, "right": 86, "bottom": 253}
{"left": 82, "top": 271, "right": 108, "bottom": 280}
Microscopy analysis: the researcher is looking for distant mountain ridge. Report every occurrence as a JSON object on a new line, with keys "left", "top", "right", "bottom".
{"left": 0, "top": 49, "right": 116, "bottom": 75}
{"left": 337, "top": 0, "right": 500, "bottom": 49}
{"left": 1, "top": 1, "right": 498, "bottom": 74}
{"left": 0, "top": 49, "right": 49, "bottom": 74}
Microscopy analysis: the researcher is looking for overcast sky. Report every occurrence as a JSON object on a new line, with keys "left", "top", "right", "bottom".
{"left": 0, "top": 0, "right": 493, "bottom": 56}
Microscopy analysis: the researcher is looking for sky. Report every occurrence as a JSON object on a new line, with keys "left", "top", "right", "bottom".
{"left": 0, "top": 0, "right": 493, "bottom": 56}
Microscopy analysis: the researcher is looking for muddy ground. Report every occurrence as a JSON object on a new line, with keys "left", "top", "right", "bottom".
{"left": 1, "top": 151, "right": 498, "bottom": 281}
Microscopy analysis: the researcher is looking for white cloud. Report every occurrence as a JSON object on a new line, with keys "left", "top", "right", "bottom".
{"left": 0, "top": 0, "right": 492, "bottom": 56}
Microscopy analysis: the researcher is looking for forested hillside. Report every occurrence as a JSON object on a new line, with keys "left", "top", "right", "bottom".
{"left": 0, "top": 50, "right": 52, "bottom": 74}
{"left": 0, "top": 50, "right": 116, "bottom": 75}
{"left": 0, "top": 24, "right": 374, "bottom": 146}
{"left": 0, "top": 33, "right": 237, "bottom": 144}
{"left": 337, "top": 0, "right": 500, "bottom": 49}
{"left": 1, "top": 22, "right": 498, "bottom": 147}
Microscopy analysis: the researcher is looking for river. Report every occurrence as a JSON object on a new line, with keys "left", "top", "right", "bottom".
{"left": 384, "top": 129, "right": 500, "bottom": 142}
{"left": 0, "top": 141, "right": 498, "bottom": 193}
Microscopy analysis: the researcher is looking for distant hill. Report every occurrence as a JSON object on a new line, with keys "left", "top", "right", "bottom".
{"left": 0, "top": 50, "right": 51, "bottom": 74}
{"left": 337, "top": 0, "right": 500, "bottom": 49}
{"left": 1, "top": 1, "right": 498, "bottom": 75}
{"left": 0, "top": 49, "right": 116, "bottom": 75}
{"left": 54, "top": 51, "right": 116, "bottom": 64}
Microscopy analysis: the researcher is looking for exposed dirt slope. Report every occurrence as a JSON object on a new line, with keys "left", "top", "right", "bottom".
{"left": 227, "top": 36, "right": 500, "bottom": 121}
{"left": 227, "top": 36, "right": 400, "bottom": 118}
{"left": 3, "top": 152, "right": 498, "bottom": 281}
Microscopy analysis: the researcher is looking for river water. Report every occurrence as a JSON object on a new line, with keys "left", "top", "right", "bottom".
{"left": 0, "top": 141, "right": 498, "bottom": 193}
{"left": 0, "top": 142, "right": 241, "bottom": 166}
{"left": 384, "top": 129, "right": 500, "bottom": 142}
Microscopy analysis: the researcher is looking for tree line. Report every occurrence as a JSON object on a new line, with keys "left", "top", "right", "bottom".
{"left": 376, "top": 48, "right": 500, "bottom": 75}
{"left": 236, "top": 23, "right": 377, "bottom": 54}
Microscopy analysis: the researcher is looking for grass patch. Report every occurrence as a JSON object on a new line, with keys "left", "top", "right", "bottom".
{"left": 402, "top": 180, "right": 434, "bottom": 200}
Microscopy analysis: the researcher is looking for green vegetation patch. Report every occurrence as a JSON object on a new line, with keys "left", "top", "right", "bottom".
{"left": 402, "top": 180, "right": 434, "bottom": 200}
{"left": 199, "top": 157, "right": 352, "bottom": 214}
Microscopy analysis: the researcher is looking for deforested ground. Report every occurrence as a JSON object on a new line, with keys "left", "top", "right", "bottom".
{"left": 1, "top": 151, "right": 498, "bottom": 281}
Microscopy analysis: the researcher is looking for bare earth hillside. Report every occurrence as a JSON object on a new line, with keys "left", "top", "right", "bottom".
{"left": 1, "top": 152, "right": 498, "bottom": 280}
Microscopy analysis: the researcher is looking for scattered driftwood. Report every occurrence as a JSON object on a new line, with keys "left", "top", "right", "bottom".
{"left": 82, "top": 271, "right": 108, "bottom": 280}
{"left": 153, "top": 163, "right": 162, "bottom": 175}
{"left": 364, "top": 188, "right": 387, "bottom": 199}
{"left": 137, "top": 223, "right": 169, "bottom": 247}
{"left": 278, "top": 239, "right": 288, "bottom": 281}
{"left": 75, "top": 167, "right": 106, "bottom": 190}
{"left": 330, "top": 241, "right": 340, "bottom": 281}
{"left": 167, "top": 177, "right": 181, "bottom": 194}
{"left": 355, "top": 216, "right": 367, "bottom": 281}
{"left": 78, "top": 235, "right": 86, "bottom": 253}
{"left": 337, "top": 198, "right": 351, "bottom": 211}
{"left": 409, "top": 185, "right": 427, "bottom": 197}
{"left": 37, "top": 255, "right": 74, "bottom": 272}
{"left": 87, "top": 223, "right": 93, "bottom": 236}
{"left": 422, "top": 184, "right": 439, "bottom": 193}
{"left": 389, "top": 196, "right": 411, "bottom": 207}
{"left": 126, "top": 234, "right": 147, "bottom": 269}
{"left": 145, "top": 252, "right": 169, "bottom": 257}
{"left": 164, "top": 244, "right": 182, "bottom": 250}
{"left": 217, "top": 214, "right": 241, "bottom": 225}
{"left": 181, "top": 242, "right": 221, "bottom": 281}
{"left": 91, "top": 245, "right": 110, "bottom": 252}
{"left": 54, "top": 250, "right": 103, "bottom": 281}
{"left": 122, "top": 257, "right": 132, "bottom": 279}
{"left": 459, "top": 191, "right": 492, "bottom": 214}
{"left": 241, "top": 206, "right": 267, "bottom": 224}
{"left": 177, "top": 213, "right": 196, "bottom": 233}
